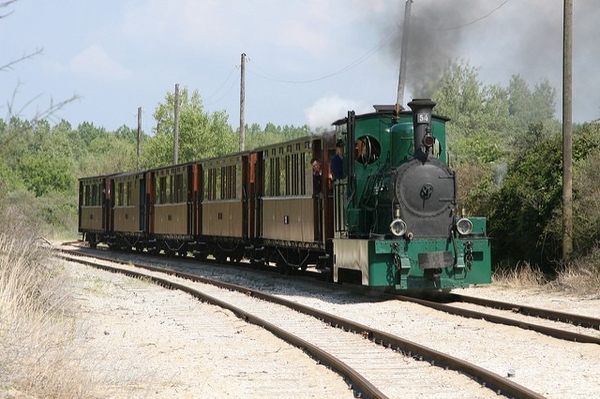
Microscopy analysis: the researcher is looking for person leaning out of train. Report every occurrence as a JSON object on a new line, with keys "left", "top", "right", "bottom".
{"left": 311, "top": 157, "right": 323, "bottom": 198}
{"left": 330, "top": 139, "right": 345, "bottom": 180}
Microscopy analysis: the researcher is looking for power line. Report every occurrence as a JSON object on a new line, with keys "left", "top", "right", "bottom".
{"left": 435, "top": 0, "right": 509, "bottom": 31}
{"left": 203, "top": 65, "right": 238, "bottom": 103}
{"left": 246, "top": 26, "right": 397, "bottom": 84}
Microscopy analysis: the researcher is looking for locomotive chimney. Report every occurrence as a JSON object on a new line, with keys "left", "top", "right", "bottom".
{"left": 407, "top": 98, "right": 436, "bottom": 161}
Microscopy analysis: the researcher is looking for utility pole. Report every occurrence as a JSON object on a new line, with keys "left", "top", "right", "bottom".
{"left": 396, "top": 0, "right": 412, "bottom": 112}
{"left": 137, "top": 107, "right": 142, "bottom": 169}
{"left": 240, "top": 53, "right": 246, "bottom": 151}
{"left": 562, "top": 0, "right": 573, "bottom": 260}
{"left": 174, "top": 83, "right": 180, "bottom": 165}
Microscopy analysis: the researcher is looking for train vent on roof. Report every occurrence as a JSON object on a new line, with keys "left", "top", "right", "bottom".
{"left": 373, "top": 104, "right": 405, "bottom": 113}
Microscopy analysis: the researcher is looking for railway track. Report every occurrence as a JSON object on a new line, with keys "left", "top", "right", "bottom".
{"left": 393, "top": 291, "right": 600, "bottom": 345}
{"left": 56, "top": 247, "right": 545, "bottom": 399}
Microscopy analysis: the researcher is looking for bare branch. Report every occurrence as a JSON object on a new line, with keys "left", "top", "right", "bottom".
{"left": 31, "top": 94, "right": 82, "bottom": 123}
{"left": 1, "top": 48, "right": 44, "bottom": 72}
{"left": 0, "top": 0, "right": 80, "bottom": 129}
{"left": 0, "top": 0, "right": 18, "bottom": 19}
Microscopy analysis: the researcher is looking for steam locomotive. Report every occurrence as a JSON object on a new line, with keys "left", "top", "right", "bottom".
{"left": 78, "top": 99, "right": 491, "bottom": 290}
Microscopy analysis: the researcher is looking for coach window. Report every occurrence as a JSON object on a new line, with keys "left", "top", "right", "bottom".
{"left": 220, "top": 166, "right": 228, "bottom": 199}
{"left": 119, "top": 182, "right": 124, "bottom": 206}
{"left": 291, "top": 153, "right": 299, "bottom": 196}
{"left": 93, "top": 184, "right": 98, "bottom": 205}
{"left": 84, "top": 185, "right": 91, "bottom": 206}
{"left": 270, "top": 157, "right": 282, "bottom": 196}
{"left": 126, "top": 181, "right": 132, "bottom": 206}
{"left": 174, "top": 173, "right": 185, "bottom": 203}
{"left": 204, "top": 168, "right": 216, "bottom": 201}
{"left": 304, "top": 154, "right": 313, "bottom": 195}
{"left": 277, "top": 157, "right": 284, "bottom": 196}
{"left": 231, "top": 165, "right": 236, "bottom": 199}
{"left": 284, "top": 155, "right": 291, "bottom": 196}
{"left": 158, "top": 176, "right": 167, "bottom": 204}
{"left": 264, "top": 158, "right": 272, "bottom": 196}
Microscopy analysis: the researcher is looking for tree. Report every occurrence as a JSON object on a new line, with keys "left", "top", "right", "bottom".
{"left": 488, "top": 131, "right": 563, "bottom": 270}
{"left": 114, "top": 124, "right": 141, "bottom": 143}
{"left": 431, "top": 61, "right": 512, "bottom": 165}
{"left": 18, "top": 152, "right": 75, "bottom": 196}
{"left": 77, "top": 121, "right": 108, "bottom": 146}
{"left": 142, "top": 87, "right": 237, "bottom": 167}
{"left": 243, "top": 122, "right": 311, "bottom": 150}
{"left": 487, "top": 121, "right": 600, "bottom": 271}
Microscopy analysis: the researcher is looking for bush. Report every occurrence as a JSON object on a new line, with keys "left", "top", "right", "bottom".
{"left": 487, "top": 133, "right": 563, "bottom": 271}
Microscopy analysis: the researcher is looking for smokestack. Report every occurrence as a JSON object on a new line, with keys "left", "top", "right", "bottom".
{"left": 407, "top": 98, "right": 436, "bottom": 161}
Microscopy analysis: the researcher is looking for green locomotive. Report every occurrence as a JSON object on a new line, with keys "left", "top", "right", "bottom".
{"left": 331, "top": 99, "right": 491, "bottom": 289}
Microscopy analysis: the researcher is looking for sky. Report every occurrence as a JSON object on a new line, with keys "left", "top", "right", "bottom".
{"left": 1, "top": 0, "right": 599, "bottom": 133}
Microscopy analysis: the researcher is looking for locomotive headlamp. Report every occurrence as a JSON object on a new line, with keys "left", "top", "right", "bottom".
{"left": 423, "top": 134, "right": 435, "bottom": 148}
{"left": 390, "top": 218, "right": 407, "bottom": 237}
{"left": 456, "top": 217, "right": 474, "bottom": 236}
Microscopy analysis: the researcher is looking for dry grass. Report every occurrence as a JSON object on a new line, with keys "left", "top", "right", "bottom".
{"left": 493, "top": 258, "right": 600, "bottom": 298}
{"left": 492, "top": 261, "right": 548, "bottom": 288}
{"left": 552, "top": 250, "right": 600, "bottom": 297}
{"left": 0, "top": 229, "right": 91, "bottom": 397}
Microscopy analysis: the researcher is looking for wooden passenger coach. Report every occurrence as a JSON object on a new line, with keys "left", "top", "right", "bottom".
{"left": 199, "top": 154, "right": 249, "bottom": 262}
{"left": 112, "top": 171, "right": 146, "bottom": 238}
{"left": 78, "top": 175, "right": 110, "bottom": 248}
{"left": 260, "top": 138, "right": 318, "bottom": 244}
{"left": 255, "top": 135, "right": 335, "bottom": 269}
{"left": 148, "top": 164, "right": 192, "bottom": 236}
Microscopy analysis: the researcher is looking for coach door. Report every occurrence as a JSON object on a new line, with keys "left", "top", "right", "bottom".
{"left": 138, "top": 175, "right": 146, "bottom": 232}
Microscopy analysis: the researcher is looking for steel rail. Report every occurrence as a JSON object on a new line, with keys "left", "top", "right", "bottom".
{"left": 57, "top": 249, "right": 545, "bottom": 399}
{"left": 447, "top": 292, "right": 600, "bottom": 330}
{"left": 396, "top": 293, "right": 600, "bottom": 344}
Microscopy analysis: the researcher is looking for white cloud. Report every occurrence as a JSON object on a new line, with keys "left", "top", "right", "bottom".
{"left": 120, "top": 1, "right": 390, "bottom": 57}
{"left": 69, "top": 44, "right": 132, "bottom": 81}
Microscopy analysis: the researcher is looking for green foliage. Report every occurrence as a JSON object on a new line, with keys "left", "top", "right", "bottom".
{"left": 18, "top": 152, "right": 75, "bottom": 196}
{"left": 82, "top": 134, "right": 138, "bottom": 175}
{"left": 113, "top": 124, "right": 141, "bottom": 143}
{"left": 508, "top": 75, "right": 557, "bottom": 130}
{"left": 453, "top": 160, "right": 497, "bottom": 216}
{"left": 488, "top": 131, "right": 563, "bottom": 270}
{"left": 77, "top": 121, "right": 108, "bottom": 146}
{"left": 244, "top": 122, "right": 312, "bottom": 150}
{"left": 431, "top": 61, "right": 512, "bottom": 164}
{"left": 487, "top": 122, "right": 600, "bottom": 271}
{"left": 563, "top": 122, "right": 600, "bottom": 254}
{"left": 142, "top": 87, "right": 237, "bottom": 167}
